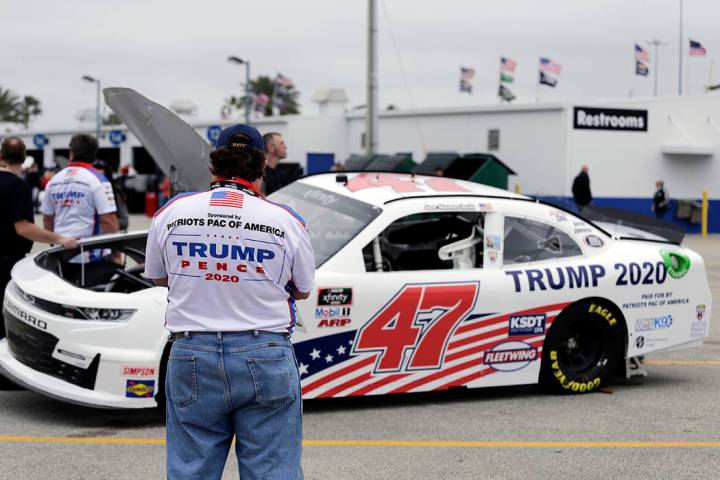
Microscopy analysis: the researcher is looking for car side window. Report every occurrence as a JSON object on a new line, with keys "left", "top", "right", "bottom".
{"left": 363, "top": 212, "right": 484, "bottom": 272}
{"left": 503, "top": 216, "right": 582, "bottom": 265}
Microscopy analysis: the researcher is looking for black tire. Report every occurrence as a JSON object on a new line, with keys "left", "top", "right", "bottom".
{"left": 541, "top": 299, "right": 624, "bottom": 394}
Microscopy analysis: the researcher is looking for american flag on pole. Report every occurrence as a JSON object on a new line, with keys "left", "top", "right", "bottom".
{"left": 275, "top": 73, "right": 294, "bottom": 88}
{"left": 209, "top": 190, "right": 244, "bottom": 208}
{"left": 500, "top": 57, "right": 517, "bottom": 73}
{"left": 296, "top": 299, "right": 570, "bottom": 399}
{"left": 635, "top": 44, "right": 650, "bottom": 62}
{"left": 540, "top": 57, "right": 562, "bottom": 75}
{"left": 689, "top": 39, "right": 707, "bottom": 57}
{"left": 460, "top": 67, "right": 475, "bottom": 93}
{"left": 253, "top": 93, "right": 270, "bottom": 113}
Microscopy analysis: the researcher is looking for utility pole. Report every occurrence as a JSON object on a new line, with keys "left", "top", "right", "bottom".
{"left": 365, "top": 0, "right": 378, "bottom": 157}
{"left": 227, "top": 56, "right": 251, "bottom": 124}
{"left": 678, "top": 0, "right": 684, "bottom": 95}
{"left": 647, "top": 39, "right": 667, "bottom": 96}
{"left": 82, "top": 75, "right": 102, "bottom": 139}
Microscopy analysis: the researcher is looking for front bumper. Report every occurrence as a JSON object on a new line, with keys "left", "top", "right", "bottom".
{"left": 0, "top": 339, "right": 155, "bottom": 409}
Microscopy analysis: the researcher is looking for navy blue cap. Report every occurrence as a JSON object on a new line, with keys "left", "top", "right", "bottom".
{"left": 216, "top": 124, "right": 264, "bottom": 152}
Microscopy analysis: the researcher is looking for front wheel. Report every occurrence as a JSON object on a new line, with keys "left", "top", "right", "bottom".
{"left": 541, "top": 299, "right": 624, "bottom": 394}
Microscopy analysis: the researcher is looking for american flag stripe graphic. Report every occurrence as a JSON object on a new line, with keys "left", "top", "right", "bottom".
{"left": 209, "top": 190, "right": 244, "bottom": 208}
{"left": 300, "top": 302, "right": 569, "bottom": 399}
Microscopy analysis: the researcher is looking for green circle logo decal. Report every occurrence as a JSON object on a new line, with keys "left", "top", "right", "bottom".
{"left": 661, "top": 249, "right": 691, "bottom": 279}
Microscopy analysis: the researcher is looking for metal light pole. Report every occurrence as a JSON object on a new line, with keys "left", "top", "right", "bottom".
{"left": 678, "top": 0, "right": 684, "bottom": 95}
{"left": 82, "top": 75, "right": 102, "bottom": 139}
{"left": 365, "top": 0, "right": 378, "bottom": 157}
{"left": 227, "top": 56, "right": 251, "bottom": 124}
{"left": 647, "top": 40, "right": 667, "bottom": 96}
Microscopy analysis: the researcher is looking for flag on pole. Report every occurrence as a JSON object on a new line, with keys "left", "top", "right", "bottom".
{"left": 500, "top": 57, "right": 517, "bottom": 73}
{"left": 500, "top": 72, "right": 514, "bottom": 83}
{"left": 460, "top": 67, "right": 475, "bottom": 93}
{"left": 540, "top": 57, "right": 562, "bottom": 74}
{"left": 539, "top": 71, "right": 558, "bottom": 87}
{"left": 635, "top": 44, "right": 650, "bottom": 62}
{"left": 498, "top": 84, "right": 516, "bottom": 102}
{"left": 252, "top": 93, "right": 270, "bottom": 112}
{"left": 635, "top": 61, "right": 649, "bottom": 77}
{"left": 690, "top": 39, "right": 707, "bottom": 57}
{"left": 272, "top": 73, "right": 294, "bottom": 110}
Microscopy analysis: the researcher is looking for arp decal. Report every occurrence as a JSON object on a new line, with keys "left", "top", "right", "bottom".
{"left": 483, "top": 341, "right": 538, "bottom": 371}
{"left": 317, "top": 318, "right": 352, "bottom": 328}
{"left": 318, "top": 288, "right": 352, "bottom": 306}
{"left": 353, "top": 282, "right": 479, "bottom": 372}
{"left": 126, "top": 380, "right": 155, "bottom": 398}
{"left": 508, "top": 314, "right": 546, "bottom": 336}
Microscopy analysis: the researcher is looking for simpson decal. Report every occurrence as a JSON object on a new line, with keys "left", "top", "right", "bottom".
{"left": 121, "top": 366, "right": 157, "bottom": 377}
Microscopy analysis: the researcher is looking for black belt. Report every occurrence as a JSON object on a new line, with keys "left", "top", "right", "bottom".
{"left": 172, "top": 330, "right": 289, "bottom": 340}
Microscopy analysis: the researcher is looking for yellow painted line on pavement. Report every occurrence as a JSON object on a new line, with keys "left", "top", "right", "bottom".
{"left": 1, "top": 435, "right": 720, "bottom": 448}
{"left": 645, "top": 359, "right": 720, "bottom": 366}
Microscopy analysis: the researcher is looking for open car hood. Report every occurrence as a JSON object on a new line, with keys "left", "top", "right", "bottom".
{"left": 103, "top": 87, "right": 212, "bottom": 192}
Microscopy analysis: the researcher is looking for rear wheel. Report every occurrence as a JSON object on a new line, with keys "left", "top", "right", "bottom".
{"left": 541, "top": 299, "right": 624, "bottom": 394}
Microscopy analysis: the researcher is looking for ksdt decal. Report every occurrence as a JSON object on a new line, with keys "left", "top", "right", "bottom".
{"left": 508, "top": 314, "right": 546, "bottom": 336}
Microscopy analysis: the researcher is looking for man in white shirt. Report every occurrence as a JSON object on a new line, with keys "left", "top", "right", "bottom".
{"left": 41, "top": 134, "right": 118, "bottom": 268}
{"left": 145, "top": 124, "right": 314, "bottom": 480}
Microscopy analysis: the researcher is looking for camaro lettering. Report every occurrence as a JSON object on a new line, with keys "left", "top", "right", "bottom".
{"left": 505, "top": 265, "right": 606, "bottom": 292}
{"left": 4, "top": 299, "right": 47, "bottom": 330}
{"left": 172, "top": 242, "right": 275, "bottom": 262}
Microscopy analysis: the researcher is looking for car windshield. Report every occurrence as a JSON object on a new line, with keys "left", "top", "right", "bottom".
{"left": 269, "top": 182, "right": 381, "bottom": 267}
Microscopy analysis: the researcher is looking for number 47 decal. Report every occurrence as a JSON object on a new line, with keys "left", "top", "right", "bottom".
{"left": 352, "top": 282, "right": 479, "bottom": 373}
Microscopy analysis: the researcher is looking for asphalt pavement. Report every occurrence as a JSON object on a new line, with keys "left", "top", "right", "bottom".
{"left": 2, "top": 217, "right": 718, "bottom": 479}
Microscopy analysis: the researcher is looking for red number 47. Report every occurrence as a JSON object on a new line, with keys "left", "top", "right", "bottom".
{"left": 353, "top": 283, "right": 479, "bottom": 372}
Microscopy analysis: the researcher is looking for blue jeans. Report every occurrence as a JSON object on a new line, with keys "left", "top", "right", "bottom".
{"left": 166, "top": 331, "right": 303, "bottom": 480}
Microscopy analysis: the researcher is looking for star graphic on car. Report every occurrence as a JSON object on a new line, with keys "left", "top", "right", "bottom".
{"left": 310, "top": 348, "right": 321, "bottom": 360}
{"left": 298, "top": 363, "right": 309, "bottom": 376}
{"left": 325, "top": 354, "right": 334, "bottom": 363}
{"left": 336, "top": 345, "right": 347, "bottom": 355}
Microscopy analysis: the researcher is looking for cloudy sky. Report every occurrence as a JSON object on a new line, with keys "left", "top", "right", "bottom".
{"left": 2, "top": 0, "right": 718, "bottom": 130}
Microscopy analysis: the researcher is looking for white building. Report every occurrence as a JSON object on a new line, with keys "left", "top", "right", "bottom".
{"left": 16, "top": 94, "right": 720, "bottom": 231}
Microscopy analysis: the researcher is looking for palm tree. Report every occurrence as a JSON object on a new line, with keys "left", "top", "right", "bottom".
{"left": 224, "top": 75, "right": 300, "bottom": 117}
{"left": 0, "top": 87, "right": 42, "bottom": 128}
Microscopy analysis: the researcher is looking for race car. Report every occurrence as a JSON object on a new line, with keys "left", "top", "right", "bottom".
{"left": 0, "top": 89, "right": 711, "bottom": 408}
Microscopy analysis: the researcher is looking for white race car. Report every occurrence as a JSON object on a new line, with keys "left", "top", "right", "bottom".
{"left": 0, "top": 89, "right": 712, "bottom": 408}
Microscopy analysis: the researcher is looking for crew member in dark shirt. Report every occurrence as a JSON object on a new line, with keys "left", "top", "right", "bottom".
{"left": 571, "top": 165, "right": 592, "bottom": 212}
{"left": 652, "top": 180, "right": 670, "bottom": 218}
{"left": 0, "top": 137, "right": 78, "bottom": 324}
{"left": 262, "top": 132, "right": 291, "bottom": 195}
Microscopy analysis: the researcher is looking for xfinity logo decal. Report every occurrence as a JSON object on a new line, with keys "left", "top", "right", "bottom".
{"left": 573, "top": 107, "right": 648, "bottom": 132}
{"left": 318, "top": 288, "right": 353, "bottom": 306}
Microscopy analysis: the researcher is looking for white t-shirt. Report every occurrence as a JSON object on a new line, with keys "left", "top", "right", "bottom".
{"left": 145, "top": 185, "right": 315, "bottom": 334}
{"left": 40, "top": 162, "right": 117, "bottom": 262}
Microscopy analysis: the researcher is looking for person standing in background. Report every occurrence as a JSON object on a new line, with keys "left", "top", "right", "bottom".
{"left": 262, "top": 132, "right": 291, "bottom": 195}
{"left": 0, "top": 137, "right": 78, "bottom": 335}
{"left": 572, "top": 165, "right": 592, "bottom": 212}
{"left": 652, "top": 180, "right": 670, "bottom": 219}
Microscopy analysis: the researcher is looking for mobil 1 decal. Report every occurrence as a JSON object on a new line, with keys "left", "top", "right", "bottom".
{"left": 506, "top": 261, "right": 670, "bottom": 293}
{"left": 353, "top": 282, "right": 480, "bottom": 373}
